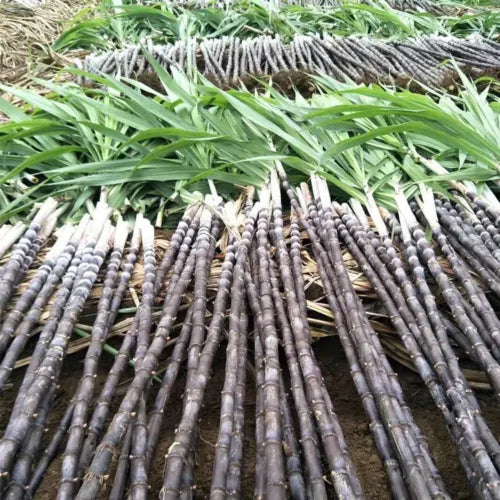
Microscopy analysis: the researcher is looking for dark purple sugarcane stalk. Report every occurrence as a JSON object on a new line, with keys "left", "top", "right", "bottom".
{"left": 3, "top": 382, "right": 58, "bottom": 500}
{"left": 210, "top": 202, "right": 248, "bottom": 498}
{"left": 155, "top": 204, "right": 199, "bottom": 294}
{"left": 271, "top": 173, "right": 364, "bottom": 499}
{"left": 0, "top": 216, "right": 92, "bottom": 418}
{"left": 357, "top": 200, "right": 500, "bottom": 497}
{"left": 313, "top": 179, "right": 448, "bottom": 499}
{"left": 129, "top": 219, "right": 156, "bottom": 500}
{"left": 108, "top": 424, "right": 133, "bottom": 500}
{"left": 249, "top": 243, "right": 310, "bottom": 500}
{"left": 279, "top": 171, "right": 414, "bottom": 499}
{"left": 433, "top": 200, "right": 500, "bottom": 278}
{"left": 181, "top": 201, "right": 218, "bottom": 499}
{"left": 0, "top": 216, "right": 89, "bottom": 362}
{"left": 26, "top": 400, "right": 75, "bottom": 497}
{"left": 287, "top": 204, "right": 363, "bottom": 496}
{"left": 4, "top": 218, "right": 112, "bottom": 498}
{"left": 0, "top": 224, "right": 73, "bottom": 353}
{"left": 56, "top": 219, "right": 130, "bottom": 499}
{"left": 75, "top": 217, "right": 202, "bottom": 499}
{"left": 0, "top": 198, "right": 57, "bottom": 319}
{"left": 144, "top": 306, "right": 194, "bottom": 472}
{"left": 395, "top": 190, "right": 500, "bottom": 400}
{"left": 225, "top": 305, "right": 249, "bottom": 499}
{"left": 78, "top": 208, "right": 196, "bottom": 474}
{"left": 0, "top": 222, "right": 25, "bottom": 260}
{"left": 414, "top": 198, "right": 500, "bottom": 361}
{"left": 335, "top": 199, "right": 500, "bottom": 498}
{"left": 0, "top": 215, "right": 112, "bottom": 486}
{"left": 387, "top": 202, "right": 500, "bottom": 466}
{"left": 250, "top": 265, "right": 266, "bottom": 500}
{"left": 160, "top": 206, "right": 256, "bottom": 500}
{"left": 441, "top": 200, "right": 500, "bottom": 262}
{"left": 253, "top": 196, "right": 287, "bottom": 500}
{"left": 264, "top": 269, "right": 318, "bottom": 500}
{"left": 76, "top": 217, "right": 144, "bottom": 475}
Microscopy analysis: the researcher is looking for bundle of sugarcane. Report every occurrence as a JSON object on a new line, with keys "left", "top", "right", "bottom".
{"left": 76, "top": 34, "right": 500, "bottom": 88}
{"left": 287, "top": 172, "right": 500, "bottom": 499}
{"left": 0, "top": 176, "right": 498, "bottom": 498}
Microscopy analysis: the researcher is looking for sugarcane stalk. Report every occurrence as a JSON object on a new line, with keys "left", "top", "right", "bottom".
{"left": 144, "top": 306, "right": 194, "bottom": 473}
{"left": 129, "top": 218, "right": 156, "bottom": 500}
{"left": 3, "top": 382, "right": 58, "bottom": 500}
{"left": 182, "top": 200, "right": 218, "bottom": 498}
{"left": 0, "top": 224, "right": 73, "bottom": 353}
{"left": 26, "top": 403, "right": 75, "bottom": 498}
{"left": 210, "top": 203, "right": 247, "bottom": 498}
{"left": 253, "top": 197, "right": 287, "bottom": 500}
{"left": 78, "top": 208, "right": 194, "bottom": 474}
{"left": 0, "top": 215, "right": 92, "bottom": 402}
{"left": 271, "top": 173, "right": 363, "bottom": 498}
{"left": 108, "top": 425, "right": 133, "bottom": 500}
{"left": 76, "top": 215, "right": 201, "bottom": 499}
{"left": 0, "top": 198, "right": 57, "bottom": 319}
{"left": 57, "top": 219, "right": 130, "bottom": 499}
{"left": 225, "top": 304, "right": 249, "bottom": 499}
{"left": 0, "top": 222, "right": 25, "bottom": 260}
{"left": 279, "top": 171, "right": 415, "bottom": 499}
{"left": 160, "top": 205, "right": 255, "bottom": 500}
{"left": 337, "top": 200, "right": 500, "bottom": 496}
{"left": 396, "top": 190, "right": 500, "bottom": 400}
{"left": 0, "top": 217, "right": 88, "bottom": 361}
{"left": 155, "top": 204, "right": 199, "bottom": 294}
{"left": 314, "top": 180, "right": 448, "bottom": 499}
{"left": 358, "top": 202, "right": 500, "bottom": 497}
{"left": 0, "top": 215, "right": 112, "bottom": 486}
{"left": 287, "top": 206, "right": 362, "bottom": 496}
{"left": 416, "top": 198, "right": 500, "bottom": 360}
{"left": 262, "top": 267, "right": 319, "bottom": 500}
{"left": 250, "top": 261, "right": 266, "bottom": 500}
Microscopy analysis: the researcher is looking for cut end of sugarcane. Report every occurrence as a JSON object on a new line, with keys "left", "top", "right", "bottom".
{"left": 417, "top": 183, "right": 439, "bottom": 229}
{"left": 301, "top": 182, "right": 311, "bottom": 203}
{"left": 72, "top": 214, "right": 91, "bottom": 246}
{"left": 258, "top": 183, "right": 271, "bottom": 208}
{"left": 140, "top": 218, "right": 155, "bottom": 251}
{"left": 114, "top": 218, "right": 131, "bottom": 251}
{"left": 295, "top": 186, "right": 309, "bottom": 216}
{"left": 365, "top": 190, "right": 388, "bottom": 237}
{"left": 394, "top": 185, "right": 418, "bottom": 229}
{"left": 96, "top": 221, "right": 114, "bottom": 253}
{"left": 397, "top": 209, "right": 412, "bottom": 244}
{"left": 47, "top": 224, "right": 74, "bottom": 260}
{"left": 318, "top": 176, "right": 332, "bottom": 208}
{"left": 310, "top": 175, "right": 320, "bottom": 202}
{"left": 270, "top": 168, "right": 281, "bottom": 208}
{"left": 40, "top": 212, "right": 60, "bottom": 242}
{"left": 131, "top": 213, "right": 144, "bottom": 250}
{"left": 32, "top": 197, "right": 58, "bottom": 228}
{"left": 200, "top": 199, "right": 214, "bottom": 227}
{"left": 349, "top": 198, "right": 369, "bottom": 231}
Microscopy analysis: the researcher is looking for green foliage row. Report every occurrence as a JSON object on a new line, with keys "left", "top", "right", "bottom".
{"left": 53, "top": 0, "right": 499, "bottom": 53}
{"left": 0, "top": 64, "right": 498, "bottom": 225}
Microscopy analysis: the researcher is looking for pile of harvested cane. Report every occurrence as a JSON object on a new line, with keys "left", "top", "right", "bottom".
{"left": 0, "top": 167, "right": 499, "bottom": 498}
{"left": 76, "top": 34, "right": 500, "bottom": 88}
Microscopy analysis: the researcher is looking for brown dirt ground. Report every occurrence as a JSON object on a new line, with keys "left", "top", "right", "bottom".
{"left": 1, "top": 334, "right": 498, "bottom": 499}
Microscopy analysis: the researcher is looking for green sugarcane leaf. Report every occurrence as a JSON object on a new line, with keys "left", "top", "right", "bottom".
{"left": 0, "top": 146, "right": 83, "bottom": 184}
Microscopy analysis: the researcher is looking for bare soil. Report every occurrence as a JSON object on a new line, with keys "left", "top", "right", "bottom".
{"left": 1, "top": 335, "right": 498, "bottom": 499}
